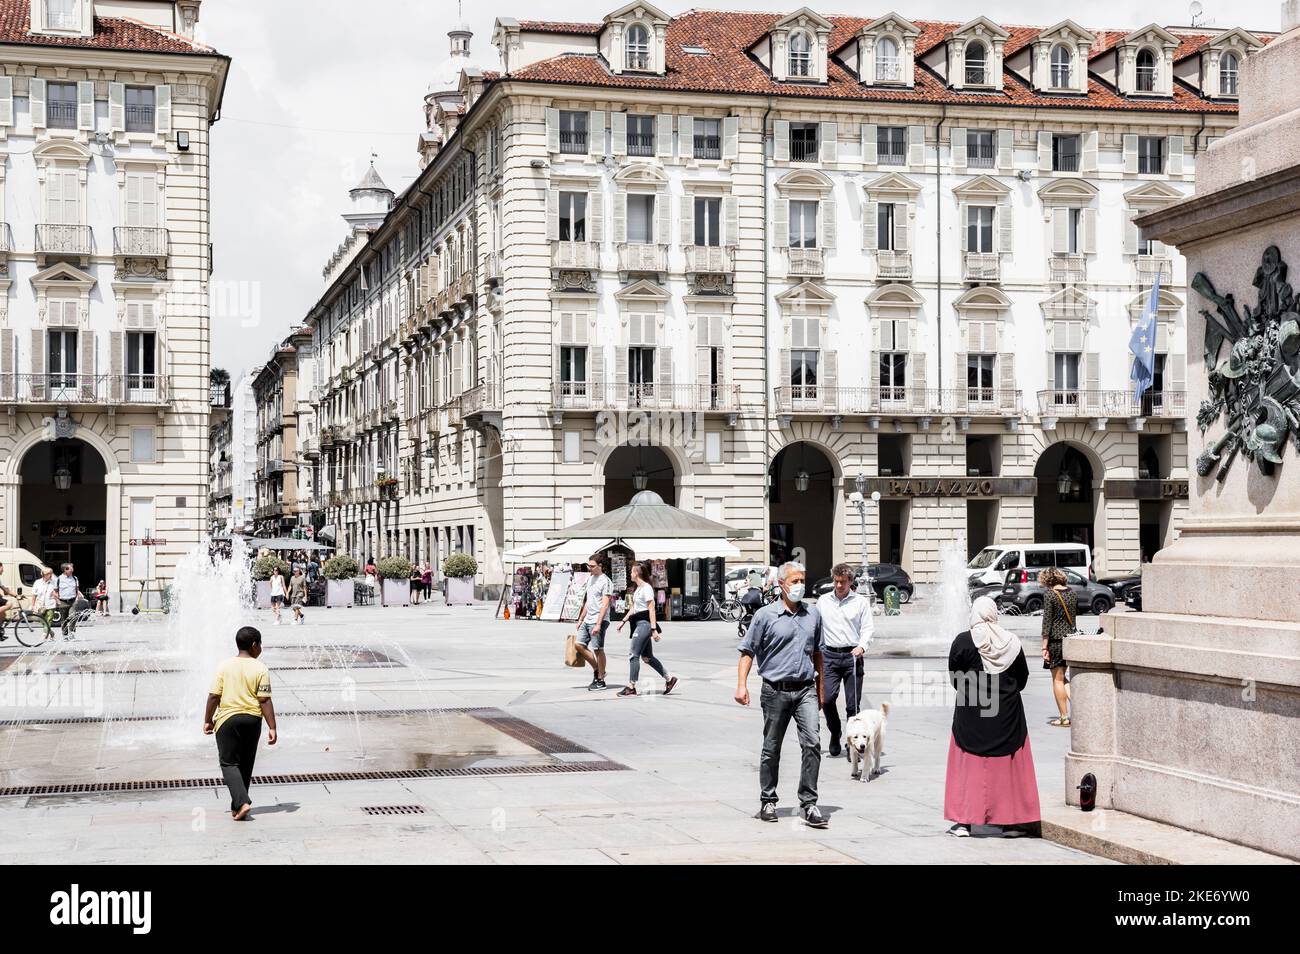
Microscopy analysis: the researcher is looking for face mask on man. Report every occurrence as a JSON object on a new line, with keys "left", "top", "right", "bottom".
{"left": 785, "top": 582, "right": 805, "bottom": 603}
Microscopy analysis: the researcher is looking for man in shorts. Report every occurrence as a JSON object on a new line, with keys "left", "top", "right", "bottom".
{"left": 574, "top": 555, "right": 613, "bottom": 691}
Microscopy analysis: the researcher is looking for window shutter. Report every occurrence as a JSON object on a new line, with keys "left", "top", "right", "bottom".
{"left": 1168, "top": 135, "right": 1184, "bottom": 175}
{"left": 894, "top": 319, "right": 910, "bottom": 352}
{"left": 696, "top": 344, "right": 711, "bottom": 388}
{"left": 1082, "top": 130, "right": 1098, "bottom": 173}
{"left": 590, "top": 346, "right": 605, "bottom": 387}
{"left": 678, "top": 114, "right": 693, "bottom": 158}
{"left": 588, "top": 111, "right": 605, "bottom": 157}
{"left": 560, "top": 312, "right": 575, "bottom": 344}
{"left": 1171, "top": 352, "right": 1186, "bottom": 393}
{"left": 997, "top": 200, "right": 1013, "bottom": 256}
{"left": 820, "top": 197, "right": 836, "bottom": 249}
{"left": 1123, "top": 134, "right": 1138, "bottom": 174}
{"left": 1155, "top": 322, "right": 1170, "bottom": 352}
{"left": 77, "top": 80, "right": 95, "bottom": 131}
{"left": 110, "top": 331, "right": 124, "bottom": 401}
{"left": 897, "top": 203, "right": 912, "bottom": 252}
{"left": 722, "top": 116, "right": 739, "bottom": 160}
{"left": 612, "top": 192, "right": 627, "bottom": 244}
{"left": 615, "top": 345, "right": 628, "bottom": 386}
{"left": 80, "top": 330, "right": 95, "bottom": 396}
{"left": 907, "top": 125, "right": 924, "bottom": 167}
{"left": 998, "top": 353, "right": 1016, "bottom": 408}
{"left": 0, "top": 76, "right": 14, "bottom": 128}
{"left": 1082, "top": 207, "right": 1097, "bottom": 254}
{"left": 820, "top": 121, "right": 837, "bottom": 162}
{"left": 773, "top": 119, "right": 790, "bottom": 161}
{"left": 1037, "top": 131, "right": 1051, "bottom": 171}
{"left": 588, "top": 190, "right": 603, "bottom": 242}
{"left": 545, "top": 107, "right": 559, "bottom": 153}
{"left": 997, "top": 128, "right": 1013, "bottom": 172}
{"left": 773, "top": 197, "right": 789, "bottom": 248}
{"left": 822, "top": 351, "right": 838, "bottom": 408}
{"left": 959, "top": 202, "right": 969, "bottom": 252}
{"left": 1124, "top": 208, "right": 1139, "bottom": 255}
{"left": 861, "top": 123, "right": 877, "bottom": 165}
{"left": 680, "top": 194, "right": 694, "bottom": 246}
{"left": 1051, "top": 207, "right": 1068, "bottom": 254}
{"left": 30, "top": 329, "right": 45, "bottom": 399}
{"left": 546, "top": 189, "right": 559, "bottom": 241}
{"left": 658, "top": 347, "right": 672, "bottom": 393}
{"left": 951, "top": 126, "right": 967, "bottom": 170}
{"left": 30, "top": 77, "right": 46, "bottom": 129}
{"left": 1084, "top": 351, "right": 1099, "bottom": 392}
{"left": 1046, "top": 350, "right": 1056, "bottom": 390}
{"left": 655, "top": 192, "right": 670, "bottom": 245}
{"left": 657, "top": 114, "right": 674, "bottom": 158}
{"left": 611, "top": 111, "right": 626, "bottom": 157}
{"left": 723, "top": 195, "right": 738, "bottom": 246}
{"left": 910, "top": 351, "right": 927, "bottom": 409}
{"left": 863, "top": 199, "right": 878, "bottom": 251}
{"left": 155, "top": 84, "right": 171, "bottom": 135}
{"left": 954, "top": 352, "right": 968, "bottom": 407}
{"left": 779, "top": 348, "right": 791, "bottom": 387}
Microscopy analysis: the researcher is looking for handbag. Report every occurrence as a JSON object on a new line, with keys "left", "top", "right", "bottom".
{"left": 563, "top": 634, "right": 585, "bottom": 667}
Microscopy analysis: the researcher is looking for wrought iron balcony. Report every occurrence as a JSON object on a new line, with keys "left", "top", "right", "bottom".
{"left": 0, "top": 372, "right": 169, "bottom": 406}
{"left": 113, "top": 226, "right": 169, "bottom": 258}
{"left": 693, "top": 134, "right": 721, "bottom": 160}
{"left": 786, "top": 246, "right": 824, "bottom": 277}
{"left": 685, "top": 245, "right": 734, "bottom": 275}
{"left": 553, "top": 380, "right": 741, "bottom": 412}
{"left": 1136, "top": 255, "right": 1173, "bottom": 286}
{"left": 36, "top": 224, "right": 93, "bottom": 257}
{"left": 1049, "top": 253, "right": 1087, "bottom": 284}
{"left": 1037, "top": 389, "right": 1187, "bottom": 418}
{"left": 876, "top": 250, "right": 912, "bottom": 281}
{"left": 551, "top": 240, "right": 600, "bottom": 270}
{"left": 963, "top": 252, "right": 1000, "bottom": 283}
{"left": 617, "top": 242, "right": 667, "bottom": 273}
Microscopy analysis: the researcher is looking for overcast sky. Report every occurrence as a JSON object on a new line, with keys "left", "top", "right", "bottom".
{"left": 200, "top": 0, "right": 1283, "bottom": 380}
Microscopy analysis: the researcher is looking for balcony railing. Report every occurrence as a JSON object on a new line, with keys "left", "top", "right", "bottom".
{"left": 964, "top": 66, "right": 988, "bottom": 85}
{"left": 790, "top": 134, "right": 819, "bottom": 163}
{"left": 484, "top": 251, "right": 502, "bottom": 285}
{"left": 876, "top": 250, "right": 912, "bottom": 280}
{"left": 693, "top": 135, "right": 721, "bottom": 160}
{"left": 554, "top": 381, "right": 741, "bottom": 412}
{"left": 1136, "top": 255, "right": 1172, "bottom": 286}
{"left": 114, "top": 226, "right": 169, "bottom": 257}
{"left": 617, "top": 242, "right": 667, "bottom": 272}
{"left": 0, "top": 373, "right": 169, "bottom": 405}
{"left": 125, "top": 104, "right": 155, "bottom": 133}
{"left": 967, "top": 142, "right": 996, "bottom": 168}
{"left": 878, "top": 145, "right": 907, "bottom": 166}
{"left": 1037, "top": 389, "right": 1187, "bottom": 418}
{"left": 774, "top": 386, "right": 1023, "bottom": 416}
{"left": 1049, "top": 253, "right": 1087, "bottom": 284}
{"left": 685, "top": 245, "right": 733, "bottom": 274}
{"left": 559, "top": 130, "right": 588, "bottom": 154}
{"left": 457, "top": 271, "right": 475, "bottom": 301}
{"left": 875, "top": 61, "right": 902, "bottom": 82}
{"left": 300, "top": 436, "right": 320, "bottom": 458}
{"left": 787, "top": 246, "right": 825, "bottom": 277}
{"left": 436, "top": 287, "right": 454, "bottom": 315}
{"left": 963, "top": 252, "right": 1000, "bottom": 282}
{"left": 209, "top": 382, "right": 231, "bottom": 407}
{"left": 551, "top": 240, "right": 600, "bottom": 270}
{"left": 36, "top": 224, "right": 93, "bottom": 256}
{"left": 461, "top": 382, "right": 500, "bottom": 418}
{"left": 446, "top": 396, "right": 463, "bottom": 428}
{"left": 626, "top": 133, "right": 655, "bottom": 157}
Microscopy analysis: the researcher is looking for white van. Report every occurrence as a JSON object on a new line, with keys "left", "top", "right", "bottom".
{"left": 0, "top": 548, "right": 51, "bottom": 601}
{"left": 966, "top": 543, "right": 1092, "bottom": 587}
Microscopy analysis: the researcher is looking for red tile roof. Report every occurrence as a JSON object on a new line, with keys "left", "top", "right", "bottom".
{"left": 0, "top": 0, "right": 216, "bottom": 55}
{"left": 500, "top": 10, "right": 1260, "bottom": 114}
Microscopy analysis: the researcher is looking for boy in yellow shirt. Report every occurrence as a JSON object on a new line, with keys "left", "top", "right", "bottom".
{"left": 203, "top": 626, "right": 278, "bottom": 820}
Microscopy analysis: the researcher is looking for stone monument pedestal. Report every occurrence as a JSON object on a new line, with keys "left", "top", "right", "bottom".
{"left": 1065, "top": 5, "right": 1300, "bottom": 860}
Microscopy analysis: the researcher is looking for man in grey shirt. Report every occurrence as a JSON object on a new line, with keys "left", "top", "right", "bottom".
{"left": 735, "top": 561, "right": 827, "bottom": 828}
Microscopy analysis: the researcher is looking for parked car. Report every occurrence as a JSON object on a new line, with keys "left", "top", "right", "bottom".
{"left": 1000, "top": 567, "right": 1115, "bottom": 616}
{"left": 1124, "top": 581, "right": 1142, "bottom": 612}
{"left": 811, "top": 564, "right": 914, "bottom": 604}
{"left": 1099, "top": 572, "right": 1142, "bottom": 605}
{"left": 966, "top": 542, "right": 1093, "bottom": 587}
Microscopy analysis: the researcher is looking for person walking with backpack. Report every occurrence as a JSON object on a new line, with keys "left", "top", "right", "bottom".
{"left": 1039, "top": 567, "right": 1076, "bottom": 727}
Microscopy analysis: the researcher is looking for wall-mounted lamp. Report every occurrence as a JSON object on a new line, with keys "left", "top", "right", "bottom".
{"left": 177, "top": 131, "right": 191, "bottom": 151}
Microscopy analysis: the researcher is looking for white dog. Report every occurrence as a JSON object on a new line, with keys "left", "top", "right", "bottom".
{"left": 845, "top": 703, "right": 890, "bottom": 781}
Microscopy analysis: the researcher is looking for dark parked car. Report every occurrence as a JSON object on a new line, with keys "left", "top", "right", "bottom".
{"left": 1000, "top": 567, "right": 1115, "bottom": 616}
{"left": 1099, "top": 572, "right": 1142, "bottom": 605}
{"left": 1124, "top": 581, "right": 1142, "bottom": 612}
{"left": 811, "top": 564, "right": 913, "bottom": 603}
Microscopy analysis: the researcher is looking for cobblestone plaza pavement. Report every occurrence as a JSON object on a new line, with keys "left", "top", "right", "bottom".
{"left": 0, "top": 600, "right": 1119, "bottom": 865}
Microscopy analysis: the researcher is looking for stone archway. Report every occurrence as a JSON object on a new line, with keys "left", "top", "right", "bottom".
{"left": 1034, "top": 440, "right": 1103, "bottom": 552}
{"left": 17, "top": 437, "right": 109, "bottom": 587}
{"left": 601, "top": 444, "right": 678, "bottom": 512}
{"left": 768, "top": 439, "right": 841, "bottom": 581}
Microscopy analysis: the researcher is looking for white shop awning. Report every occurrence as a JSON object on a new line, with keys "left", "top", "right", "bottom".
{"left": 502, "top": 539, "right": 558, "bottom": 562}
{"left": 621, "top": 537, "right": 741, "bottom": 559}
{"left": 502, "top": 538, "right": 615, "bottom": 564}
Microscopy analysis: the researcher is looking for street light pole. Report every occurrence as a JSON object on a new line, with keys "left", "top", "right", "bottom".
{"left": 851, "top": 473, "right": 882, "bottom": 604}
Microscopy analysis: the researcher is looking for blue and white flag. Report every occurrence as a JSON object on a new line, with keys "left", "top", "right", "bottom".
{"left": 1129, "top": 271, "right": 1161, "bottom": 401}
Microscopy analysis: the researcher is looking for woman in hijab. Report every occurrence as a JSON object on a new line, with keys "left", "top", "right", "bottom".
{"left": 944, "top": 596, "right": 1040, "bottom": 837}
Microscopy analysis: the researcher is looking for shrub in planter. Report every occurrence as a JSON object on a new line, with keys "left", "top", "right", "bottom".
{"left": 442, "top": 553, "right": 478, "bottom": 578}
{"left": 321, "top": 555, "right": 360, "bottom": 580}
{"left": 443, "top": 552, "right": 478, "bottom": 605}
{"left": 252, "top": 554, "right": 290, "bottom": 580}
{"left": 376, "top": 556, "right": 413, "bottom": 580}
{"left": 376, "top": 556, "right": 414, "bottom": 607}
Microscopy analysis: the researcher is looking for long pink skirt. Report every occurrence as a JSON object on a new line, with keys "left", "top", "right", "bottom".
{"left": 944, "top": 734, "right": 1041, "bottom": 826}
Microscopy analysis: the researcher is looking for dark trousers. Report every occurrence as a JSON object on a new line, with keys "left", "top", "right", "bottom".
{"left": 215, "top": 714, "right": 262, "bottom": 813}
{"left": 759, "top": 681, "right": 821, "bottom": 808}
{"left": 822, "top": 648, "right": 865, "bottom": 748}
{"left": 57, "top": 597, "right": 87, "bottom": 636}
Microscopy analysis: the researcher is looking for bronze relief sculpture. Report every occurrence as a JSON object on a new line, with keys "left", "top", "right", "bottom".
{"left": 1192, "top": 246, "right": 1300, "bottom": 480}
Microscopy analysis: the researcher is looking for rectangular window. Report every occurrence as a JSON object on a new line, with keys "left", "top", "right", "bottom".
{"left": 627, "top": 346, "right": 655, "bottom": 402}
{"left": 626, "top": 193, "right": 655, "bottom": 244}
{"left": 966, "top": 206, "right": 994, "bottom": 253}
{"left": 559, "top": 111, "right": 588, "bottom": 154}
{"left": 705, "top": 431, "right": 723, "bottom": 464}
{"left": 127, "top": 330, "right": 157, "bottom": 398}
{"left": 558, "top": 191, "right": 587, "bottom": 242}
{"left": 694, "top": 196, "right": 721, "bottom": 246}
{"left": 47, "top": 81, "right": 77, "bottom": 129}
{"left": 1138, "top": 136, "right": 1165, "bottom": 174}
{"left": 877, "top": 126, "right": 907, "bottom": 165}
{"left": 46, "top": 0, "right": 79, "bottom": 30}
{"left": 563, "top": 430, "right": 582, "bottom": 463}
{"left": 1052, "top": 134, "right": 1080, "bottom": 172}
{"left": 1054, "top": 352, "right": 1081, "bottom": 395}
{"left": 559, "top": 345, "right": 587, "bottom": 389}
{"left": 125, "top": 86, "right": 155, "bottom": 133}
{"left": 879, "top": 352, "right": 907, "bottom": 398}
{"left": 790, "top": 349, "right": 819, "bottom": 397}
{"left": 877, "top": 203, "right": 896, "bottom": 251}
{"left": 130, "top": 426, "right": 155, "bottom": 463}
{"left": 626, "top": 114, "right": 655, "bottom": 157}
{"left": 966, "top": 129, "right": 995, "bottom": 168}
{"left": 563, "top": 498, "right": 583, "bottom": 527}
{"left": 46, "top": 169, "right": 80, "bottom": 225}
{"left": 125, "top": 172, "right": 159, "bottom": 228}
{"left": 967, "top": 354, "right": 995, "bottom": 400}
{"left": 47, "top": 328, "right": 78, "bottom": 392}
{"left": 789, "top": 122, "right": 819, "bottom": 162}
{"left": 789, "top": 199, "right": 818, "bottom": 248}
{"left": 693, "top": 118, "right": 721, "bottom": 159}
{"left": 1066, "top": 207, "right": 1082, "bottom": 254}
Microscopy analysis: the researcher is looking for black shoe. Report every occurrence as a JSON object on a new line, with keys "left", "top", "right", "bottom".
{"left": 663, "top": 675, "right": 678, "bottom": 695}
{"left": 617, "top": 685, "right": 637, "bottom": 697}
{"left": 828, "top": 744, "right": 841, "bottom": 759}
{"left": 587, "top": 677, "right": 601, "bottom": 690}
{"left": 759, "top": 803, "right": 778, "bottom": 823}
{"left": 802, "top": 805, "right": 829, "bottom": 829}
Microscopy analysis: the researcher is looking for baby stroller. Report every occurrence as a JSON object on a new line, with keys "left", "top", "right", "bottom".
{"left": 736, "top": 584, "right": 765, "bottom": 639}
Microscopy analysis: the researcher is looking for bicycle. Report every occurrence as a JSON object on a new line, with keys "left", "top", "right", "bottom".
{"left": 0, "top": 608, "right": 56, "bottom": 648}
{"left": 698, "top": 594, "right": 743, "bottom": 622}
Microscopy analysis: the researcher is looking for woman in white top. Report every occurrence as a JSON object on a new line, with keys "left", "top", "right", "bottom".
{"left": 615, "top": 560, "right": 677, "bottom": 697}
{"left": 269, "top": 567, "right": 288, "bottom": 626}
{"left": 30, "top": 568, "right": 59, "bottom": 631}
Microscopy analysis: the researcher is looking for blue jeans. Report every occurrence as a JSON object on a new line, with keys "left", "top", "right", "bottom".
{"left": 759, "top": 681, "right": 821, "bottom": 808}
{"left": 628, "top": 619, "right": 667, "bottom": 684}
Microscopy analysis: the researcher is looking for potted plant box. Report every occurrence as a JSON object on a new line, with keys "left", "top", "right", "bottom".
{"left": 321, "top": 554, "right": 359, "bottom": 608}
{"left": 376, "top": 557, "right": 413, "bottom": 607}
{"left": 442, "top": 552, "right": 478, "bottom": 606}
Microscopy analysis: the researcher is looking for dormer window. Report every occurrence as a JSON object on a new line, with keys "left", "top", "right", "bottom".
{"left": 965, "top": 41, "right": 988, "bottom": 85}
{"left": 625, "top": 24, "right": 650, "bottom": 71}
{"left": 1220, "top": 52, "right": 1240, "bottom": 95}
{"left": 45, "top": 0, "right": 78, "bottom": 30}
{"left": 1135, "top": 49, "right": 1158, "bottom": 92}
{"left": 789, "top": 31, "right": 813, "bottom": 78}
{"left": 1050, "top": 45, "right": 1073, "bottom": 88}
{"left": 876, "top": 36, "right": 900, "bottom": 81}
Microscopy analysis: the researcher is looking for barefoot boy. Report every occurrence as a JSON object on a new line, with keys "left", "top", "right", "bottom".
{"left": 203, "top": 626, "right": 277, "bottom": 820}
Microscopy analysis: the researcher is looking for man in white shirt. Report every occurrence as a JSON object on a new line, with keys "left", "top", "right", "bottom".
{"left": 574, "top": 555, "right": 613, "bottom": 691}
{"left": 30, "top": 567, "right": 59, "bottom": 635}
{"left": 817, "top": 562, "right": 874, "bottom": 758}
{"left": 55, "top": 563, "right": 85, "bottom": 638}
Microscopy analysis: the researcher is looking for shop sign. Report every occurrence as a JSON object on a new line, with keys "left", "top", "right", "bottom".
{"left": 1103, "top": 479, "right": 1190, "bottom": 500}
{"left": 849, "top": 477, "right": 1038, "bottom": 498}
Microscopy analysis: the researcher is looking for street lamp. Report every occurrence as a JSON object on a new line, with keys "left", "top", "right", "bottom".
{"left": 633, "top": 467, "right": 648, "bottom": 491}
{"left": 850, "top": 473, "right": 882, "bottom": 600}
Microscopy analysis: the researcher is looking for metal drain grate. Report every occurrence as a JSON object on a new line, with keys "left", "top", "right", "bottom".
{"left": 0, "top": 705, "right": 488, "bottom": 728}
{"left": 362, "top": 804, "right": 427, "bottom": 816}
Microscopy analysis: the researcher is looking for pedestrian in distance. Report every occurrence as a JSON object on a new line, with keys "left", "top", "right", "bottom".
{"left": 615, "top": 560, "right": 677, "bottom": 697}
{"left": 268, "top": 565, "right": 287, "bottom": 626}
{"left": 1039, "top": 567, "right": 1076, "bottom": 727}
{"left": 735, "top": 560, "right": 828, "bottom": 829}
{"left": 55, "top": 563, "right": 84, "bottom": 639}
{"left": 574, "top": 555, "right": 613, "bottom": 690}
{"left": 288, "top": 567, "right": 308, "bottom": 625}
{"left": 817, "top": 562, "right": 874, "bottom": 758}
{"left": 30, "top": 567, "right": 60, "bottom": 634}
{"left": 203, "top": 626, "right": 277, "bottom": 821}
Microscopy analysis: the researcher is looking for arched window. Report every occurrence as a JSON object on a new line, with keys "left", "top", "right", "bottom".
{"left": 1050, "top": 44, "right": 1073, "bottom": 88}
{"left": 1220, "top": 52, "right": 1239, "bottom": 95}
{"left": 965, "top": 41, "right": 987, "bottom": 85}
{"left": 625, "top": 23, "right": 650, "bottom": 71}
{"left": 789, "top": 30, "right": 812, "bottom": 77}
{"left": 876, "top": 36, "right": 899, "bottom": 81}
{"left": 1135, "top": 48, "right": 1157, "bottom": 92}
